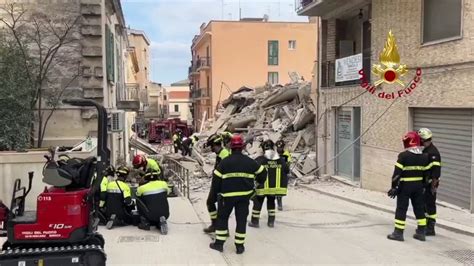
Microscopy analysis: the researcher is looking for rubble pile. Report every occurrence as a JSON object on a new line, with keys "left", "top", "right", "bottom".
{"left": 193, "top": 78, "right": 319, "bottom": 181}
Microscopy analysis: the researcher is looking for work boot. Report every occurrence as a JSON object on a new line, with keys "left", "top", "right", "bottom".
{"left": 138, "top": 217, "right": 150, "bottom": 231}
{"left": 426, "top": 219, "right": 436, "bottom": 236}
{"left": 248, "top": 217, "right": 259, "bottom": 228}
{"left": 203, "top": 219, "right": 216, "bottom": 233}
{"left": 277, "top": 197, "right": 283, "bottom": 211}
{"left": 236, "top": 244, "right": 245, "bottom": 254}
{"left": 267, "top": 216, "right": 275, "bottom": 228}
{"left": 159, "top": 216, "right": 168, "bottom": 235}
{"left": 413, "top": 227, "right": 426, "bottom": 241}
{"left": 387, "top": 228, "right": 404, "bottom": 241}
{"left": 106, "top": 214, "right": 116, "bottom": 230}
{"left": 209, "top": 242, "right": 224, "bottom": 252}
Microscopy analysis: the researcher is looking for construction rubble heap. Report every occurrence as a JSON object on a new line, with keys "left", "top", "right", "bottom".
{"left": 173, "top": 79, "right": 319, "bottom": 187}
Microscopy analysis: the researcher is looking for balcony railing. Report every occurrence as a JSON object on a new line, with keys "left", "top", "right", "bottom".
{"left": 295, "top": 0, "right": 316, "bottom": 12}
{"left": 197, "top": 57, "right": 211, "bottom": 69}
{"left": 321, "top": 56, "right": 370, "bottom": 88}
{"left": 122, "top": 83, "right": 139, "bottom": 101}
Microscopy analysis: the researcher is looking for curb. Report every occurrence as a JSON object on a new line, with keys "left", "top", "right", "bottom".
{"left": 300, "top": 184, "right": 474, "bottom": 237}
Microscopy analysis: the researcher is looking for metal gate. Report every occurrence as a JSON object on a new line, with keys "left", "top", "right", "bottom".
{"left": 413, "top": 108, "right": 473, "bottom": 210}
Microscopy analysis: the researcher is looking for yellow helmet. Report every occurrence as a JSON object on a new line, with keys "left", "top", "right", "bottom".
{"left": 418, "top": 128, "right": 432, "bottom": 140}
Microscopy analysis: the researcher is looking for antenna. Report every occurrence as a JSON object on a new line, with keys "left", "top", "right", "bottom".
{"left": 239, "top": 0, "right": 241, "bottom": 20}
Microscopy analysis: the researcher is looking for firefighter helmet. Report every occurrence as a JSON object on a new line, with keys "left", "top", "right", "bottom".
{"left": 104, "top": 165, "right": 116, "bottom": 176}
{"left": 206, "top": 134, "right": 223, "bottom": 147}
{"left": 116, "top": 166, "right": 130, "bottom": 177}
{"left": 261, "top": 139, "right": 275, "bottom": 151}
{"left": 132, "top": 155, "right": 147, "bottom": 169}
{"left": 230, "top": 134, "right": 245, "bottom": 149}
{"left": 275, "top": 140, "right": 285, "bottom": 149}
{"left": 402, "top": 131, "right": 421, "bottom": 149}
{"left": 418, "top": 128, "right": 432, "bottom": 140}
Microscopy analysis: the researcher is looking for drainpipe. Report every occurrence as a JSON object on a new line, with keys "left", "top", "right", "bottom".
{"left": 314, "top": 17, "right": 321, "bottom": 177}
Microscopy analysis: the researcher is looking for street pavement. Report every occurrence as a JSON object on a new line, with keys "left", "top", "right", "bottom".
{"left": 99, "top": 182, "right": 473, "bottom": 265}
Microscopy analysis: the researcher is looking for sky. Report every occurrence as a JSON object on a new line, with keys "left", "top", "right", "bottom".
{"left": 121, "top": 0, "right": 308, "bottom": 85}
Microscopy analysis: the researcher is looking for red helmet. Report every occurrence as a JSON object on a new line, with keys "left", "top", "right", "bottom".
{"left": 132, "top": 155, "right": 147, "bottom": 169}
{"left": 230, "top": 134, "right": 245, "bottom": 149}
{"left": 402, "top": 131, "right": 421, "bottom": 149}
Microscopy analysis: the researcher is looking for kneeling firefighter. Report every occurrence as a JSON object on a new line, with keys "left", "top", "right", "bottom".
{"left": 249, "top": 140, "right": 289, "bottom": 228}
{"left": 105, "top": 166, "right": 134, "bottom": 229}
{"left": 136, "top": 169, "right": 170, "bottom": 234}
{"left": 387, "top": 131, "right": 431, "bottom": 242}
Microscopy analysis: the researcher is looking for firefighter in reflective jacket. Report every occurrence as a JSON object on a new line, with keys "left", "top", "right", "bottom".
{"left": 387, "top": 131, "right": 431, "bottom": 242}
{"left": 105, "top": 166, "right": 133, "bottom": 229}
{"left": 249, "top": 140, "right": 289, "bottom": 228}
{"left": 203, "top": 134, "right": 231, "bottom": 233}
{"left": 132, "top": 154, "right": 162, "bottom": 177}
{"left": 181, "top": 134, "right": 199, "bottom": 156}
{"left": 209, "top": 134, "right": 267, "bottom": 254}
{"left": 275, "top": 140, "right": 292, "bottom": 211}
{"left": 220, "top": 131, "right": 233, "bottom": 149}
{"left": 172, "top": 129, "right": 183, "bottom": 153}
{"left": 98, "top": 165, "right": 115, "bottom": 224}
{"left": 418, "top": 128, "right": 442, "bottom": 236}
{"left": 136, "top": 170, "right": 170, "bottom": 234}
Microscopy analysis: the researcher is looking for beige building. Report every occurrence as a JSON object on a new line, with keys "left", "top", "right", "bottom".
{"left": 0, "top": 0, "right": 134, "bottom": 164}
{"left": 124, "top": 28, "right": 151, "bottom": 161}
{"left": 297, "top": 0, "right": 474, "bottom": 212}
{"left": 166, "top": 79, "right": 192, "bottom": 124}
{"left": 145, "top": 82, "right": 168, "bottom": 120}
{"left": 189, "top": 19, "right": 317, "bottom": 129}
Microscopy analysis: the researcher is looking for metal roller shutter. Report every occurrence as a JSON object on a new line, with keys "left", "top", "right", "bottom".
{"left": 413, "top": 108, "right": 473, "bottom": 210}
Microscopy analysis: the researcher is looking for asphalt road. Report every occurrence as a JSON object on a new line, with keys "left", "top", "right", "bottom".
{"left": 3, "top": 186, "right": 472, "bottom": 265}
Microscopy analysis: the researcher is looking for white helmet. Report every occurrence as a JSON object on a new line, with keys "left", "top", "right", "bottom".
{"left": 418, "top": 128, "right": 433, "bottom": 140}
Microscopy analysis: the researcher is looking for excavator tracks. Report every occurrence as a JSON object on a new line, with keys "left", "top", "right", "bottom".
{"left": 0, "top": 244, "right": 106, "bottom": 266}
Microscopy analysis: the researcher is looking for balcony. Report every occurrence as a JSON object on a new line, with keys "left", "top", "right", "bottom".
{"left": 200, "top": 88, "right": 211, "bottom": 98}
{"left": 189, "top": 61, "right": 199, "bottom": 76}
{"left": 197, "top": 57, "right": 211, "bottom": 71}
{"left": 117, "top": 83, "right": 140, "bottom": 111}
{"left": 296, "top": 0, "right": 358, "bottom": 17}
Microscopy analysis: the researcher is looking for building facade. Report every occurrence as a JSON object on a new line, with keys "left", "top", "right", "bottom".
{"left": 189, "top": 19, "right": 318, "bottom": 130}
{"left": 0, "top": 0, "right": 148, "bottom": 165}
{"left": 145, "top": 82, "right": 168, "bottom": 120}
{"left": 297, "top": 0, "right": 474, "bottom": 212}
{"left": 166, "top": 79, "right": 192, "bottom": 124}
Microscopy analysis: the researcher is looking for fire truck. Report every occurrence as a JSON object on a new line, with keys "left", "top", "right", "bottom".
{"left": 147, "top": 118, "right": 193, "bottom": 144}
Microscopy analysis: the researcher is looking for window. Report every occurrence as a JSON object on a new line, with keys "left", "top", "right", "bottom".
{"left": 174, "top": 104, "right": 179, "bottom": 112}
{"left": 268, "top": 40, "right": 279, "bottom": 65}
{"left": 289, "top": 40, "right": 296, "bottom": 50}
{"left": 164, "top": 95, "right": 167, "bottom": 100}
{"left": 422, "top": 0, "right": 462, "bottom": 44}
{"left": 268, "top": 72, "right": 279, "bottom": 85}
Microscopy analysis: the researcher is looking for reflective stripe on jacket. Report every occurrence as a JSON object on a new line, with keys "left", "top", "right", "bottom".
{"left": 137, "top": 180, "right": 170, "bottom": 197}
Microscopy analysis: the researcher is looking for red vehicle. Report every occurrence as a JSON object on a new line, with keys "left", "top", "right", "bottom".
{"left": 148, "top": 118, "right": 193, "bottom": 144}
{"left": 0, "top": 99, "right": 108, "bottom": 265}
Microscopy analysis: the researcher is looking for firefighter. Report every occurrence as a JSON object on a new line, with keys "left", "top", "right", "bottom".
{"left": 172, "top": 129, "right": 183, "bottom": 153}
{"left": 209, "top": 134, "right": 267, "bottom": 254}
{"left": 387, "top": 131, "right": 431, "bottom": 242}
{"left": 418, "top": 128, "right": 442, "bottom": 236}
{"left": 220, "top": 131, "right": 233, "bottom": 149}
{"left": 203, "top": 134, "right": 231, "bottom": 233}
{"left": 97, "top": 165, "right": 115, "bottom": 225}
{"left": 275, "top": 140, "right": 292, "bottom": 211}
{"left": 181, "top": 134, "right": 199, "bottom": 156}
{"left": 132, "top": 154, "right": 162, "bottom": 177}
{"left": 105, "top": 166, "right": 134, "bottom": 229}
{"left": 249, "top": 140, "right": 289, "bottom": 228}
{"left": 136, "top": 169, "right": 170, "bottom": 234}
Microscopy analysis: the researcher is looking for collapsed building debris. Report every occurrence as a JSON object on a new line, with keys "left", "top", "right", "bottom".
{"left": 189, "top": 75, "right": 319, "bottom": 182}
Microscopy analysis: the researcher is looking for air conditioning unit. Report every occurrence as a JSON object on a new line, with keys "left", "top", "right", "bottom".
{"left": 109, "top": 111, "right": 125, "bottom": 132}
